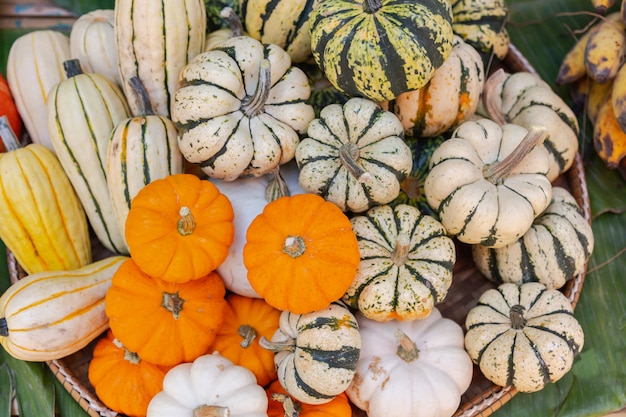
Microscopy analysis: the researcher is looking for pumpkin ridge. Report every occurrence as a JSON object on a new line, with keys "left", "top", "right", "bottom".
{"left": 515, "top": 331, "right": 552, "bottom": 387}
{"left": 299, "top": 344, "right": 361, "bottom": 370}
{"left": 524, "top": 319, "right": 583, "bottom": 354}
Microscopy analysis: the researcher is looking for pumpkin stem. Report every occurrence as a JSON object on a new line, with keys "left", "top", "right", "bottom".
{"left": 363, "top": 0, "right": 383, "bottom": 13}
{"left": 339, "top": 143, "right": 373, "bottom": 184}
{"left": 391, "top": 233, "right": 411, "bottom": 266}
{"left": 258, "top": 335, "right": 296, "bottom": 353}
{"left": 483, "top": 126, "right": 548, "bottom": 185}
{"left": 510, "top": 304, "right": 527, "bottom": 329}
{"left": 1, "top": 318, "right": 8, "bottom": 337}
{"left": 266, "top": 166, "right": 291, "bottom": 202}
{"left": 271, "top": 393, "right": 302, "bottom": 417}
{"left": 482, "top": 68, "right": 508, "bottom": 125}
{"left": 238, "top": 325, "right": 257, "bottom": 348}
{"left": 283, "top": 235, "right": 306, "bottom": 258}
{"left": 0, "top": 116, "right": 21, "bottom": 151}
{"left": 128, "top": 76, "right": 155, "bottom": 116}
{"left": 63, "top": 59, "right": 84, "bottom": 78}
{"left": 242, "top": 59, "right": 272, "bottom": 118}
{"left": 220, "top": 7, "right": 245, "bottom": 37}
{"left": 113, "top": 338, "right": 141, "bottom": 365}
{"left": 162, "top": 291, "right": 185, "bottom": 320}
{"left": 394, "top": 329, "right": 420, "bottom": 362}
{"left": 177, "top": 206, "right": 197, "bottom": 236}
{"left": 193, "top": 405, "right": 230, "bottom": 417}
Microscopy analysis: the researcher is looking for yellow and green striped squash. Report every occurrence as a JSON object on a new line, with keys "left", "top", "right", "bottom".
{"left": 309, "top": 0, "right": 454, "bottom": 102}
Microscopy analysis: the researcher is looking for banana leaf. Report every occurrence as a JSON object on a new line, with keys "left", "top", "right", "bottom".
{"left": 0, "top": 0, "right": 625, "bottom": 416}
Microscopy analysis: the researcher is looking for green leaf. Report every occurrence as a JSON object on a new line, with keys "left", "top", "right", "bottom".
{"left": 0, "top": 354, "right": 14, "bottom": 417}
{"left": 50, "top": 0, "right": 115, "bottom": 16}
{"left": 54, "top": 378, "right": 90, "bottom": 417}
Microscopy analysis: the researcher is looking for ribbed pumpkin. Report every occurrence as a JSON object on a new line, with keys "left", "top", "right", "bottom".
{"left": 309, "top": 0, "right": 454, "bottom": 102}
{"left": 172, "top": 35, "right": 314, "bottom": 180}
{"left": 105, "top": 258, "right": 228, "bottom": 367}
{"left": 464, "top": 282, "right": 585, "bottom": 393}
{"left": 472, "top": 186, "right": 594, "bottom": 290}
{"left": 295, "top": 97, "right": 413, "bottom": 213}
{"left": 115, "top": 0, "right": 206, "bottom": 117}
{"left": 0, "top": 256, "right": 127, "bottom": 361}
{"left": 345, "top": 204, "right": 456, "bottom": 322}
{"left": 243, "top": 193, "right": 360, "bottom": 314}
{"left": 47, "top": 59, "right": 131, "bottom": 255}
{"left": 259, "top": 301, "right": 361, "bottom": 405}
{"left": 266, "top": 379, "right": 353, "bottom": 417}
{"left": 239, "top": 0, "right": 318, "bottom": 63}
{"left": 0, "top": 143, "right": 92, "bottom": 275}
{"left": 0, "top": 73, "right": 21, "bottom": 141}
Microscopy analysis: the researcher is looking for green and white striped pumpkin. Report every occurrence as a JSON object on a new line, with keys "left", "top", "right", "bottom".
{"left": 464, "top": 282, "right": 584, "bottom": 393}
{"left": 115, "top": 0, "right": 206, "bottom": 118}
{"left": 472, "top": 186, "right": 594, "bottom": 290}
{"left": 47, "top": 60, "right": 131, "bottom": 255}
{"left": 295, "top": 97, "right": 413, "bottom": 213}
{"left": 239, "top": 0, "right": 318, "bottom": 63}
{"left": 260, "top": 301, "right": 361, "bottom": 405}
{"left": 345, "top": 204, "right": 456, "bottom": 322}
{"left": 309, "top": 0, "right": 454, "bottom": 102}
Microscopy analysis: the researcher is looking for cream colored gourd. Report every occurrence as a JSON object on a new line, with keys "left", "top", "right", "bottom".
{"left": 464, "top": 282, "right": 585, "bottom": 393}
{"left": 0, "top": 143, "right": 91, "bottom": 275}
{"left": 0, "top": 256, "right": 128, "bottom": 361}
{"left": 6, "top": 30, "right": 71, "bottom": 150}
{"left": 106, "top": 77, "right": 184, "bottom": 240}
{"left": 295, "top": 97, "right": 413, "bottom": 213}
{"left": 346, "top": 308, "right": 473, "bottom": 417}
{"left": 115, "top": 0, "right": 206, "bottom": 117}
{"left": 472, "top": 186, "right": 594, "bottom": 289}
{"left": 345, "top": 204, "right": 456, "bottom": 321}
{"left": 424, "top": 118, "right": 553, "bottom": 248}
{"left": 47, "top": 60, "right": 131, "bottom": 255}
{"left": 69, "top": 9, "right": 121, "bottom": 87}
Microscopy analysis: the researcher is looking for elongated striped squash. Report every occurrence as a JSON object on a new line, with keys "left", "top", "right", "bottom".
{"left": 0, "top": 256, "right": 128, "bottom": 361}
{"left": 47, "top": 60, "right": 131, "bottom": 255}
{"left": 6, "top": 30, "right": 71, "bottom": 151}
{"left": 309, "top": 0, "right": 454, "bottom": 102}
{"left": 115, "top": 0, "right": 206, "bottom": 117}
{"left": 260, "top": 301, "right": 361, "bottom": 405}
{"left": 0, "top": 143, "right": 92, "bottom": 275}
{"left": 239, "top": 0, "right": 318, "bottom": 63}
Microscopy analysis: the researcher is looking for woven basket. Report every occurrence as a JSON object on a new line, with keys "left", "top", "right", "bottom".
{"left": 6, "top": 44, "right": 592, "bottom": 417}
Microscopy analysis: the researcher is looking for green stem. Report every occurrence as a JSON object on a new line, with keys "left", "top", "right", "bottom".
{"left": 258, "top": 336, "right": 296, "bottom": 353}
{"left": 510, "top": 305, "right": 527, "bottom": 330}
{"left": 193, "top": 405, "right": 230, "bottom": 417}
{"left": 394, "top": 329, "right": 420, "bottom": 362}
{"left": 242, "top": 59, "right": 271, "bottom": 118}
{"left": 63, "top": 59, "right": 83, "bottom": 78}
{"left": 177, "top": 206, "right": 196, "bottom": 236}
{"left": 363, "top": 0, "right": 383, "bottom": 13}
{"left": 220, "top": 7, "right": 244, "bottom": 37}
{"left": 1, "top": 318, "right": 8, "bottom": 337}
{"left": 238, "top": 325, "right": 257, "bottom": 348}
{"left": 129, "top": 76, "right": 155, "bottom": 116}
{"left": 339, "top": 143, "right": 373, "bottom": 183}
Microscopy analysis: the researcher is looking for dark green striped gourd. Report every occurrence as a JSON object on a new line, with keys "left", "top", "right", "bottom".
{"left": 260, "top": 301, "right": 361, "bottom": 405}
{"left": 46, "top": 59, "right": 131, "bottom": 255}
{"left": 472, "top": 186, "right": 594, "bottom": 290}
{"left": 239, "top": 0, "right": 318, "bottom": 63}
{"left": 309, "top": 0, "right": 454, "bottom": 102}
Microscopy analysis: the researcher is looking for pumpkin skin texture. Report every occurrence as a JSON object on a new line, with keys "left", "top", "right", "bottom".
{"left": 243, "top": 193, "right": 360, "bottom": 314}
{"left": 424, "top": 118, "right": 553, "bottom": 248}
{"left": 261, "top": 301, "right": 361, "bottom": 405}
{"left": 88, "top": 330, "right": 171, "bottom": 417}
{"left": 146, "top": 352, "right": 268, "bottom": 417}
{"left": 464, "top": 282, "right": 585, "bottom": 393}
{"left": 295, "top": 97, "right": 413, "bottom": 213}
{"left": 346, "top": 308, "right": 473, "bottom": 417}
{"left": 211, "top": 294, "right": 281, "bottom": 387}
{"left": 309, "top": 0, "right": 454, "bottom": 102}
{"left": 105, "top": 259, "right": 227, "bottom": 367}
{"left": 172, "top": 36, "right": 315, "bottom": 180}
{"left": 346, "top": 204, "right": 456, "bottom": 322}
{"left": 472, "top": 187, "right": 594, "bottom": 289}
{"left": 266, "top": 379, "right": 353, "bottom": 417}
{"left": 125, "top": 173, "right": 234, "bottom": 283}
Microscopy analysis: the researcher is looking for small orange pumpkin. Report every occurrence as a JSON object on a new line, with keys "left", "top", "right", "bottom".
{"left": 210, "top": 294, "right": 281, "bottom": 387}
{"left": 266, "top": 379, "right": 353, "bottom": 417}
{"left": 105, "top": 258, "right": 227, "bottom": 367}
{"left": 0, "top": 73, "right": 22, "bottom": 146}
{"left": 88, "top": 330, "right": 171, "bottom": 417}
{"left": 125, "top": 173, "right": 235, "bottom": 283}
{"left": 243, "top": 193, "right": 360, "bottom": 314}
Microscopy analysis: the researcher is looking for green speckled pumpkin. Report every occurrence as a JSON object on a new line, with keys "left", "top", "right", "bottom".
{"left": 309, "top": 0, "right": 454, "bottom": 102}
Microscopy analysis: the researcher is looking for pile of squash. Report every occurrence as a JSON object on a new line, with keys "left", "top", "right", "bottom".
{"left": 0, "top": 1, "right": 595, "bottom": 417}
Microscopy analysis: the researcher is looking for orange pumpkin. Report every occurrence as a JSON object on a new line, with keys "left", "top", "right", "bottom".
{"left": 210, "top": 294, "right": 281, "bottom": 387}
{"left": 105, "top": 258, "right": 227, "bottom": 366}
{"left": 0, "top": 72, "right": 22, "bottom": 148}
{"left": 243, "top": 193, "right": 360, "bottom": 314}
{"left": 266, "top": 379, "right": 353, "bottom": 417}
{"left": 125, "top": 173, "right": 235, "bottom": 283}
{"left": 88, "top": 330, "right": 171, "bottom": 417}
